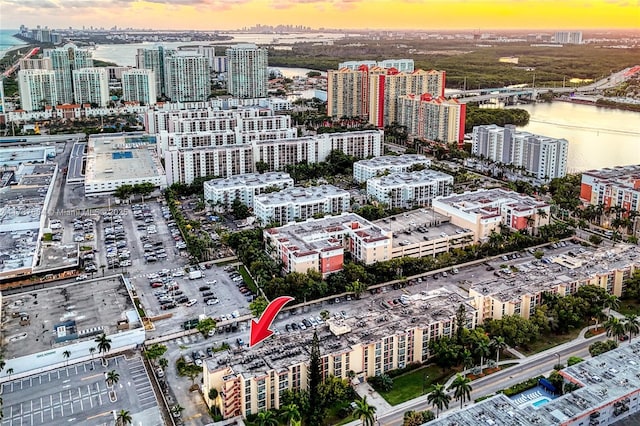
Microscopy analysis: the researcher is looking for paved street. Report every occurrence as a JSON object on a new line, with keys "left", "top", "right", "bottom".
{"left": 0, "top": 355, "right": 162, "bottom": 426}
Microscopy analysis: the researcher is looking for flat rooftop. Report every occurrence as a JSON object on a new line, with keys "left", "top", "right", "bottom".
{"left": 206, "top": 287, "right": 475, "bottom": 377}
{"left": 0, "top": 145, "right": 55, "bottom": 167}
{"left": 375, "top": 209, "right": 473, "bottom": 247}
{"left": 0, "top": 276, "right": 141, "bottom": 359}
{"left": 204, "top": 172, "right": 292, "bottom": 190}
{"left": 434, "top": 188, "right": 549, "bottom": 215}
{"left": 85, "top": 134, "right": 164, "bottom": 184}
{"left": 354, "top": 154, "right": 430, "bottom": 169}
{"left": 368, "top": 169, "right": 452, "bottom": 188}
{"left": 431, "top": 341, "right": 640, "bottom": 425}
{"left": 256, "top": 184, "right": 348, "bottom": 206}
{"left": 583, "top": 164, "right": 640, "bottom": 182}
{"left": 471, "top": 243, "right": 640, "bottom": 302}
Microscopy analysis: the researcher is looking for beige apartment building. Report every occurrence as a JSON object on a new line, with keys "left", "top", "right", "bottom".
{"left": 203, "top": 288, "right": 477, "bottom": 419}
{"left": 469, "top": 244, "right": 639, "bottom": 322}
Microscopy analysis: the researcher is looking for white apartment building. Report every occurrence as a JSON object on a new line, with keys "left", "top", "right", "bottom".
{"left": 17, "top": 69, "right": 58, "bottom": 111}
{"left": 135, "top": 46, "right": 176, "bottom": 97}
{"left": 226, "top": 44, "right": 269, "bottom": 99}
{"left": 397, "top": 94, "right": 466, "bottom": 145}
{"left": 44, "top": 43, "right": 93, "bottom": 104}
{"left": 72, "top": 68, "right": 109, "bottom": 107}
{"left": 433, "top": 188, "right": 551, "bottom": 243}
{"left": 121, "top": 69, "right": 157, "bottom": 105}
{"left": 254, "top": 184, "right": 351, "bottom": 225}
{"left": 367, "top": 169, "right": 454, "bottom": 209}
{"left": 554, "top": 31, "right": 583, "bottom": 44}
{"left": 203, "top": 172, "right": 294, "bottom": 211}
{"left": 163, "top": 52, "right": 210, "bottom": 102}
{"left": 19, "top": 58, "right": 52, "bottom": 70}
{"left": 472, "top": 124, "right": 568, "bottom": 180}
{"left": 338, "top": 59, "right": 415, "bottom": 73}
{"left": 327, "top": 67, "right": 369, "bottom": 118}
{"left": 580, "top": 165, "right": 640, "bottom": 214}
{"left": 164, "top": 130, "right": 383, "bottom": 184}
{"left": 353, "top": 154, "right": 431, "bottom": 183}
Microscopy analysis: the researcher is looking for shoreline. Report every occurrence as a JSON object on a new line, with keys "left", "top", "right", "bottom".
{"left": 0, "top": 43, "right": 29, "bottom": 61}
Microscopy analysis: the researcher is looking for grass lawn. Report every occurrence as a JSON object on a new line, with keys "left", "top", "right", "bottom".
{"left": 521, "top": 326, "right": 584, "bottom": 355}
{"left": 619, "top": 300, "right": 640, "bottom": 316}
{"left": 379, "top": 365, "right": 454, "bottom": 406}
{"left": 325, "top": 404, "right": 353, "bottom": 426}
{"left": 237, "top": 264, "right": 258, "bottom": 293}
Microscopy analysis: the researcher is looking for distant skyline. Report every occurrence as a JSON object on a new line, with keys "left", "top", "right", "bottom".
{"left": 1, "top": 0, "right": 638, "bottom": 31}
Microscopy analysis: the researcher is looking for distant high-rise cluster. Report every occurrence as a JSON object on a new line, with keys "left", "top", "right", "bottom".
{"left": 472, "top": 124, "right": 569, "bottom": 180}
{"left": 226, "top": 44, "right": 269, "bottom": 99}
{"left": 327, "top": 61, "right": 452, "bottom": 143}
{"left": 553, "top": 31, "right": 583, "bottom": 44}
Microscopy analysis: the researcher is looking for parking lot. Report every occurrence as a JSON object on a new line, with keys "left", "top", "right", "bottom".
{"left": 0, "top": 355, "right": 162, "bottom": 426}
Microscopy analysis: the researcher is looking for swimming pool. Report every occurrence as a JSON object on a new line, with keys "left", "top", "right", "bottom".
{"left": 532, "top": 398, "right": 551, "bottom": 408}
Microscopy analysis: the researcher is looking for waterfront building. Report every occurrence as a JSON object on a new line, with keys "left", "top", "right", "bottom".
{"left": 254, "top": 184, "right": 350, "bottom": 225}
{"left": 105, "top": 66, "right": 133, "bottom": 81}
{"left": 19, "top": 58, "right": 51, "bottom": 70}
{"left": 369, "top": 68, "right": 446, "bottom": 128}
{"left": 366, "top": 169, "right": 453, "bottom": 209}
{"left": 163, "top": 52, "right": 210, "bottom": 102}
{"left": 397, "top": 94, "right": 466, "bottom": 145}
{"left": 226, "top": 44, "right": 269, "bottom": 99}
{"left": 433, "top": 188, "right": 551, "bottom": 243}
{"left": 44, "top": 43, "right": 93, "bottom": 104}
{"left": 17, "top": 69, "right": 58, "bottom": 112}
{"left": 353, "top": 154, "right": 431, "bottom": 183}
{"left": 580, "top": 165, "right": 640, "bottom": 213}
{"left": 327, "top": 67, "right": 369, "bottom": 119}
{"left": 135, "top": 46, "right": 176, "bottom": 97}
{"left": 121, "top": 69, "right": 157, "bottom": 105}
{"left": 203, "top": 172, "right": 294, "bottom": 211}
{"left": 472, "top": 124, "right": 568, "bottom": 180}
{"left": 338, "top": 59, "right": 415, "bottom": 73}
{"left": 203, "top": 286, "right": 477, "bottom": 418}
{"left": 72, "top": 68, "right": 109, "bottom": 107}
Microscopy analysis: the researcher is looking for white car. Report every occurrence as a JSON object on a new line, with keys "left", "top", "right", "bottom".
{"left": 206, "top": 280, "right": 217, "bottom": 285}
{"left": 207, "top": 299, "right": 220, "bottom": 305}
{"left": 172, "top": 271, "right": 185, "bottom": 277}
{"left": 185, "top": 299, "right": 197, "bottom": 307}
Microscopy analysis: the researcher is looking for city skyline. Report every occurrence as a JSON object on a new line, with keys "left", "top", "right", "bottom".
{"left": 2, "top": 0, "right": 639, "bottom": 31}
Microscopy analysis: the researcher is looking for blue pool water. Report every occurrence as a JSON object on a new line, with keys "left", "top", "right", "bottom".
{"left": 532, "top": 398, "right": 551, "bottom": 407}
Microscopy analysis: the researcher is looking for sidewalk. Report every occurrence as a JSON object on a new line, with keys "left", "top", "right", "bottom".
{"left": 352, "top": 381, "right": 392, "bottom": 413}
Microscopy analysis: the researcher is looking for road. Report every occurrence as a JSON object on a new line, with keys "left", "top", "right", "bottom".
{"left": 344, "top": 329, "right": 608, "bottom": 426}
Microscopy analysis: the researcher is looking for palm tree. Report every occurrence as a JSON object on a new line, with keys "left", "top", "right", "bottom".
{"left": 256, "top": 410, "right": 279, "bottom": 426}
{"left": 427, "top": 383, "right": 451, "bottom": 418}
{"left": 474, "top": 341, "right": 491, "bottom": 374}
{"left": 461, "top": 349, "right": 474, "bottom": 374}
{"left": 490, "top": 336, "right": 507, "bottom": 365}
{"left": 116, "top": 409, "right": 132, "bottom": 426}
{"left": 352, "top": 396, "right": 377, "bottom": 426}
{"left": 624, "top": 314, "right": 640, "bottom": 343}
{"left": 603, "top": 295, "right": 620, "bottom": 316}
{"left": 279, "top": 403, "right": 301, "bottom": 426}
{"left": 62, "top": 350, "right": 71, "bottom": 367}
{"left": 6, "top": 368, "right": 14, "bottom": 379}
{"left": 605, "top": 316, "right": 626, "bottom": 341}
{"left": 171, "top": 404, "right": 184, "bottom": 418}
{"left": 106, "top": 370, "right": 120, "bottom": 388}
{"left": 95, "top": 334, "right": 112, "bottom": 365}
{"left": 89, "top": 347, "right": 96, "bottom": 362}
{"left": 158, "top": 358, "right": 169, "bottom": 370}
{"left": 448, "top": 373, "right": 473, "bottom": 409}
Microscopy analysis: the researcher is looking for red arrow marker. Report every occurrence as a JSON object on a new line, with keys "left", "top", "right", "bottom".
{"left": 249, "top": 296, "right": 295, "bottom": 347}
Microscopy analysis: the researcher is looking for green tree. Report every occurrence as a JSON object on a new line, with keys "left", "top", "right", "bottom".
{"left": 279, "top": 403, "right": 301, "bottom": 426}
{"left": 346, "top": 279, "right": 367, "bottom": 298}
{"left": 624, "top": 314, "right": 640, "bottom": 343}
{"left": 144, "top": 344, "right": 167, "bottom": 361}
{"left": 255, "top": 161, "right": 270, "bottom": 174}
{"left": 455, "top": 304, "right": 468, "bottom": 343}
{"left": 605, "top": 316, "right": 626, "bottom": 341}
{"left": 249, "top": 296, "right": 270, "bottom": 317}
{"left": 603, "top": 294, "right": 620, "bottom": 316}
{"left": 490, "top": 336, "right": 507, "bottom": 365}
{"left": 62, "top": 350, "right": 71, "bottom": 367}
{"left": 196, "top": 318, "right": 217, "bottom": 337}
{"left": 589, "top": 234, "right": 603, "bottom": 245}
{"left": 567, "top": 356, "right": 584, "bottom": 366}
{"left": 307, "top": 332, "right": 323, "bottom": 425}
{"left": 158, "top": 358, "right": 169, "bottom": 370}
{"left": 95, "top": 334, "right": 112, "bottom": 364}
{"left": 474, "top": 340, "right": 491, "bottom": 374}
{"left": 106, "top": 370, "right": 120, "bottom": 388}
{"left": 352, "top": 396, "right": 377, "bottom": 426}
{"left": 427, "top": 383, "right": 451, "bottom": 418}
{"left": 116, "top": 409, "right": 132, "bottom": 426}
{"left": 368, "top": 374, "right": 393, "bottom": 392}
{"left": 449, "top": 373, "right": 473, "bottom": 409}
{"left": 589, "top": 340, "right": 618, "bottom": 356}
{"left": 256, "top": 410, "right": 279, "bottom": 426}
{"left": 231, "top": 198, "right": 251, "bottom": 220}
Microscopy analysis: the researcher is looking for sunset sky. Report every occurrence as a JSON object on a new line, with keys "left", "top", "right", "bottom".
{"left": 2, "top": 0, "right": 639, "bottom": 31}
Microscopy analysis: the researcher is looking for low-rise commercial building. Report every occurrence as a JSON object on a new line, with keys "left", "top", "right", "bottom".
{"left": 264, "top": 213, "right": 392, "bottom": 276}
{"left": 203, "top": 287, "right": 477, "bottom": 419}
{"left": 430, "top": 341, "right": 640, "bottom": 426}
{"left": 366, "top": 169, "right": 453, "bottom": 209}
{"left": 254, "top": 184, "right": 350, "bottom": 225}
{"left": 84, "top": 133, "right": 167, "bottom": 195}
{"left": 580, "top": 164, "right": 640, "bottom": 213}
{"left": 203, "top": 172, "right": 294, "bottom": 211}
{"left": 0, "top": 275, "right": 145, "bottom": 381}
{"left": 353, "top": 154, "right": 431, "bottom": 183}
{"left": 433, "top": 189, "right": 551, "bottom": 243}
{"left": 469, "top": 243, "right": 639, "bottom": 322}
